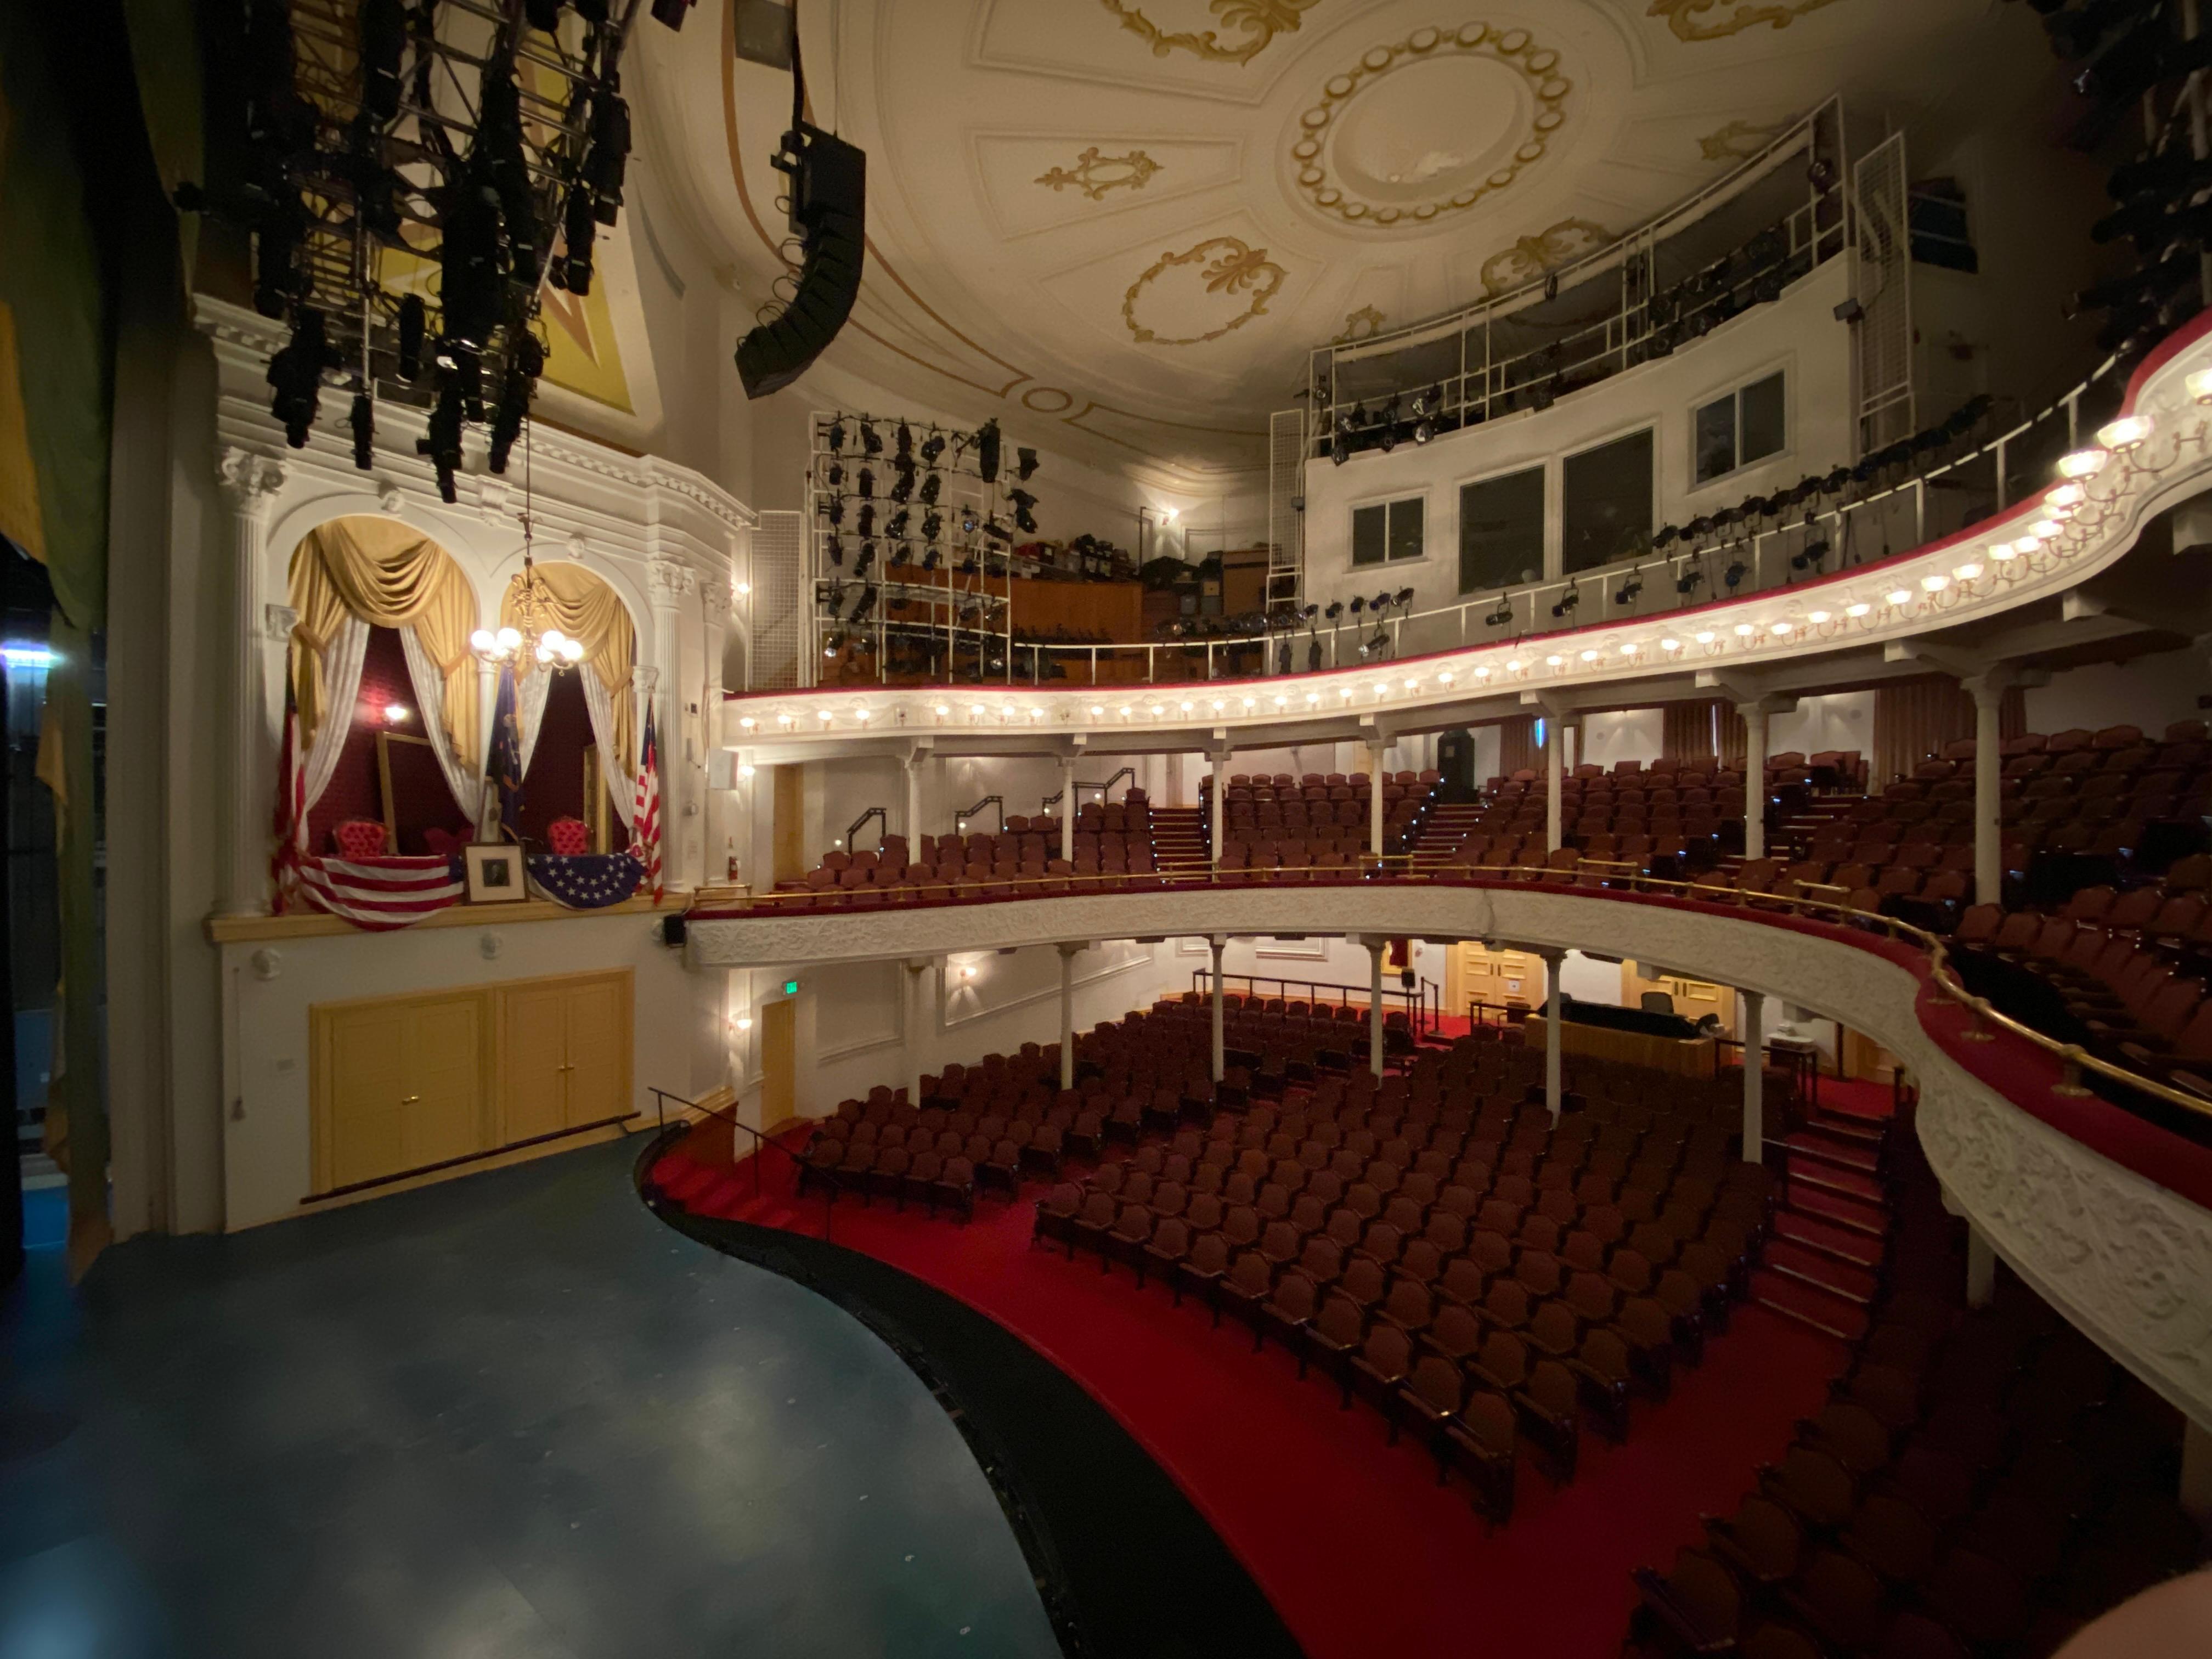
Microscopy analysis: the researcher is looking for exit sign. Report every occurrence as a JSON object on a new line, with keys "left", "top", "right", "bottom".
{"left": 783, "top": 979, "right": 799, "bottom": 996}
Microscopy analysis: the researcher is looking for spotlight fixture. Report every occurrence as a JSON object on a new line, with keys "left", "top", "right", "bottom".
{"left": 856, "top": 504, "right": 875, "bottom": 537}
{"left": 920, "top": 432, "right": 945, "bottom": 465}
{"left": 975, "top": 419, "right": 1002, "bottom": 482}
{"left": 919, "top": 472, "right": 942, "bottom": 506}
{"left": 1613, "top": 574, "right": 1643, "bottom": 606}
{"left": 827, "top": 533, "right": 844, "bottom": 567}
{"left": 922, "top": 510, "right": 943, "bottom": 543}
{"left": 1016, "top": 447, "right": 1039, "bottom": 482}
{"left": 1790, "top": 538, "right": 1831, "bottom": 573}
{"left": 1330, "top": 434, "right": 1350, "bottom": 466}
{"left": 857, "top": 466, "right": 875, "bottom": 498}
{"left": 826, "top": 418, "right": 847, "bottom": 451}
{"left": 860, "top": 420, "right": 883, "bottom": 455}
{"left": 888, "top": 470, "right": 914, "bottom": 505}
{"left": 895, "top": 420, "right": 913, "bottom": 459}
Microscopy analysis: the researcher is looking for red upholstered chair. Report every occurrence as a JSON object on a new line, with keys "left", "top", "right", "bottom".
{"left": 546, "top": 817, "right": 590, "bottom": 855}
{"left": 333, "top": 819, "right": 390, "bottom": 859}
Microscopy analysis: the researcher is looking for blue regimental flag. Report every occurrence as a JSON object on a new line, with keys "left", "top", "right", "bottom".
{"left": 486, "top": 663, "right": 526, "bottom": 840}
{"left": 527, "top": 854, "right": 645, "bottom": 910}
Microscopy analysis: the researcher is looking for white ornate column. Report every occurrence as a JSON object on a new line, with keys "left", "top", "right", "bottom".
{"left": 1210, "top": 934, "right": 1227, "bottom": 1083}
{"left": 1061, "top": 754, "right": 1077, "bottom": 864}
{"left": 1965, "top": 672, "right": 2007, "bottom": 909}
{"left": 702, "top": 569, "right": 733, "bottom": 881}
{"left": 1545, "top": 716, "right": 1564, "bottom": 853}
{"left": 647, "top": 557, "right": 697, "bottom": 890}
{"left": 1209, "top": 751, "right": 1226, "bottom": 868}
{"left": 1367, "top": 936, "right": 1386, "bottom": 1077}
{"left": 1739, "top": 702, "right": 1769, "bottom": 860}
{"left": 1368, "top": 737, "right": 1387, "bottom": 856}
{"left": 219, "top": 449, "right": 286, "bottom": 915}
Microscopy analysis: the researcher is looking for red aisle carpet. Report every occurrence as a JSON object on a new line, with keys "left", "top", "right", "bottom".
{"left": 668, "top": 1138, "right": 1848, "bottom": 1659}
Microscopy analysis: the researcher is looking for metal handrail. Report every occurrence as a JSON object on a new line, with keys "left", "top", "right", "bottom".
{"left": 1041, "top": 766, "right": 1137, "bottom": 812}
{"left": 847, "top": 806, "right": 888, "bottom": 851}
{"left": 648, "top": 1085, "right": 834, "bottom": 1242}
{"left": 692, "top": 863, "right": 2212, "bottom": 1128}
{"left": 951, "top": 795, "right": 1005, "bottom": 836}
{"left": 1190, "top": 968, "right": 1442, "bottom": 1039}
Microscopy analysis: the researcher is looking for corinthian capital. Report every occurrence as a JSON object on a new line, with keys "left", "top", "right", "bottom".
{"left": 218, "top": 449, "right": 287, "bottom": 516}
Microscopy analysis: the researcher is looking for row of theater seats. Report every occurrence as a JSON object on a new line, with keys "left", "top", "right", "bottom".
{"left": 1030, "top": 1037, "right": 1778, "bottom": 1521}
{"left": 775, "top": 793, "right": 1160, "bottom": 906}
{"left": 1204, "top": 769, "right": 1444, "bottom": 862}
{"left": 1629, "top": 1103, "right": 2202, "bottom": 1659}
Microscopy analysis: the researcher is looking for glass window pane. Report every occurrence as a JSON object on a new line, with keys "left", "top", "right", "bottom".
{"left": 1561, "top": 428, "right": 1652, "bottom": 574}
{"left": 1693, "top": 394, "right": 1736, "bottom": 485}
{"left": 1387, "top": 497, "right": 1425, "bottom": 561}
{"left": 1740, "top": 372, "right": 1786, "bottom": 466}
{"left": 1458, "top": 467, "right": 1545, "bottom": 594}
{"left": 1351, "top": 503, "right": 1386, "bottom": 567}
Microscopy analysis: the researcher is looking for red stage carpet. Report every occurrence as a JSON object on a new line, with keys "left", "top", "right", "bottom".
{"left": 662, "top": 1137, "right": 1851, "bottom": 1659}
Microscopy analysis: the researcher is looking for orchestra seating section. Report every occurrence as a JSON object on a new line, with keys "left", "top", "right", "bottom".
{"left": 773, "top": 791, "right": 1160, "bottom": 905}
{"left": 1200, "top": 770, "right": 1444, "bottom": 870}
{"left": 1628, "top": 1108, "right": 2204, "bottom": 1659}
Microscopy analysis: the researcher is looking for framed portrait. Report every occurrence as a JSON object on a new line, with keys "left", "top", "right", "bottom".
{"left": 464, "top": 843, "right": 527, "bottom": 904}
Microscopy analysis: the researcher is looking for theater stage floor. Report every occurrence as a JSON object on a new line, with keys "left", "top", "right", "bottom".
{"left": 0, "top": 1139, "right": 1062, "bottom": 1658}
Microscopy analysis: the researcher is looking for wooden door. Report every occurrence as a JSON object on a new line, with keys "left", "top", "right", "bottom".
{"left": 760, "top": 996, "right": 796, "bottom": 1130}
{"left": 407, "top": 997, "right": 488, "bottom": 1171}
{"left": 773, "top": 765, "right": 806, "bottom": 883}
{"left": 322, "top": 1002, "right": 412, "bottom": 1190}
{"left": 562, "top": 972, "right": 631, "bottom": 1127}
{"left": 498, "top": 983, "right": 571, "bottom": 1143}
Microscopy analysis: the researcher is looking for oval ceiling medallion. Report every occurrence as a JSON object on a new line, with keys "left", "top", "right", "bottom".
{"left": 1122, "top": 237, "right": 1288, "bottom": 346}
{"left": 1290, "top": 23, "right": 1571, "bottom": 229}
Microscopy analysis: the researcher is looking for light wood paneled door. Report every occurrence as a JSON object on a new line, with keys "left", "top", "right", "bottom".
{"left": 495, "top": 969, "right": 634, "bottom": 1142}
{"left": 760, "top": 997, "right": 796, "bottom": 1131}
{"left": 313, "top": 992, "right": 490, "bottom": 1193}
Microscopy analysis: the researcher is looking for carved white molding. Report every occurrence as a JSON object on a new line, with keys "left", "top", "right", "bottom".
{"left": 218, "top": 448, "right": 286, "bottom": 517}
{"left": 689, "top": 883, "right": 2212, "bottom": 1424}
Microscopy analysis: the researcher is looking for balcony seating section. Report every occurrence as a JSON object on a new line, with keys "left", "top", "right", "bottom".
{"left": 772, "top": 791, "right": 1159, "bottom": 907}
{"left": 1444, "top": 759, "right": 1750, "bottom": 876}
{"left": 1199, "top": 769, "right": 1443, "bottom": 867}
{"left": 1627, "top": 1086, "right": 2205, "bottom": 1659}
{"left": 1022, "top": 1024, "right": 1780, "bottom": 1521}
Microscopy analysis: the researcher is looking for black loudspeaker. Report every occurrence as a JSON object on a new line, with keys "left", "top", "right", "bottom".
{"left": 736, "top": 123, "right": 865, "bottom": 398}
{"left": 1436, "top": 728, "right": 1477, "bottom": 800}
{"left": 661, "top": 914, "right": 687, "bottom": 947}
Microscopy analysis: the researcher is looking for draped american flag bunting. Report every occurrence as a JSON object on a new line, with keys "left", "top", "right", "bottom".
{"left": 270, "top": 651, "right": 308, "bottom": 914}
{"left": 295, "top": 854, "right": 466, "bottom": 930}
{"left": 528, "top": 853, "right": 644, "bottom": 909}
{"left": 630, "top": 704, "right": 662, "bottom": 902}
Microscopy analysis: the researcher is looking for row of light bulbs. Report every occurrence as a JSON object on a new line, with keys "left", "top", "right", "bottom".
{"left": 730, "top": 391, "right": 2197, "bottom": 733}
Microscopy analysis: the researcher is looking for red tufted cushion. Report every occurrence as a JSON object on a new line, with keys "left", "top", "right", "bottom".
{"left": 547, "top": 817, "right": 589, "bottom": 855}
{"left": 333, "top": 819, "right": 389, "bottom": 860}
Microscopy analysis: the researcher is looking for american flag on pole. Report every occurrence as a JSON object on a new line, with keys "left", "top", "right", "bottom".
{"left": 270, "top": 650, "right": 308, "bottom": 913}
{"left": 630, "top": 703, "right": 662, "bottom": 903}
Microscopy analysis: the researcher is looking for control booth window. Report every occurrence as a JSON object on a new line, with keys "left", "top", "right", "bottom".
{"left": 1352, "top": 496, "right": 1425, "bottom": 567}
{"left": 1693, "top": 371, "right": 1786, "bottom": 486}
{"left": 1561, "top": 427, "right": 1653, "bottom": 574}
{"left": 1458, "top": 466, "right": 1545, "bottom": 594}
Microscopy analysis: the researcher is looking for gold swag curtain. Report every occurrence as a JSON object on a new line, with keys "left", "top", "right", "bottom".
{"left": 500, "top": 561, "right": 636, "bottom": 781}
{"left": 288, "top": 516, "right": 482, "bottom": 764}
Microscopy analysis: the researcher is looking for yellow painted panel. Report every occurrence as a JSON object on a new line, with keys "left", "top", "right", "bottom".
{"left": 407, "top": 998, "right": 488, "bottom": 1171}
{"left": 761, "top": 997, "right": 796, "bottom": 1131}
{"left": 499, "top": 984, "right": 571, "bottom": 1144}
{"left": 563, "top": 972, "right": 632, "bottom": 1127}
{"left": 323, "top": 1005, "right": 410, "bottom": 1190}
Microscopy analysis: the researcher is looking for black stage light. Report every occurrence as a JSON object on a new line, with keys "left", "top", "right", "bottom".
{"left": 1348, "top": 597, "right": 1364, "bottom": 615}
{"left": 827, "top": 418, "right": 847, "bottom": 451}
{"left": 857, "top": 504, "right": 874, "bottom": 537}
{"left": 961, "top": 507, "right": 979, "bottom": 535}
{"left": 349, "top": 390, "right": 374, "bottom": 470}
{"left": 1485, "top": 601, "right": 1511, "bottom": 627}
{"left": 896, "top": 420, "right": 912, "bottom": 458}
{"left": 1724, "top": 561, "right": 1747, "bottom": 589}
{"left": 860, "top": 421, "right": 882, "bottom": 455}
{"left": 921, "top": 548, "right": 942, "bottom": 570}
{"left": 1790, "top": 538, "right": 1831, "bottom": 573}
{"left": 976, "top": 420, "right": 1002, "bottom": 482}
{"left": 1016, "top": 447, "right": 1039, "bottom": 481}
{"left": 1614, "top": 575, "right": 1642, "bottom": 606}
{"left": 1324, "top": 602, "right": 1343, "bottom": 620}
{"left": 1413, "top": 419, "right": 1435, "bottom": 444}
{"left": 826, "top": 461, "right": 844, "bottom": 490}
{"left": 1378, "top": 423, "right": 1398, "bottom": 453}
{"left": 981, "top": 516, "right": 1010, "bottom": 542}
{"left": 886, "top": 508, "right": 911, "bottom": 539}
{"left": 1015, "top": 506, "right": 1037, "bottom": 534}
{"left": 920, "top": 432, "right": 945, "bottom": 465}
{"left": 922, "top": 510, "right": 943, "bottom": 542}
{"left": 827, "top": 533, "right": 844, "bottom": 566}
{"left": 1653, "top": 524, "right": 1680, "bottom": 548}
{"left": 855, "top": 542, "right": 876, "bottom": 577}
{"left": 1009, "top": 488, "right": 1039, "bottom": 513}
{"left": 1396, "top": 588, "right": 1414, "bottom": 606}
{"left": 857, "top": 466, "right": 875, "bottom": 498}
{"left": 268, "top": 308, "right": 335, "bottom": 447}
{"left": 825, "top": 497, "right": 845, "bottom": 527}
{"left": 1373, "top": 591, "right": 1393, "bottom": 611}
{"left": 396, "top": 294, "right": 426, "bottom": 382}
{"left": 919, "top": 473, "right": 941, "bottom": 506}
{"left": 1330, "top": 435, "right": 1349, "bottom": 465}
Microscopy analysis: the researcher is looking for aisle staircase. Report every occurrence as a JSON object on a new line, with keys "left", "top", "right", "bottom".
{"left": 1748, "top": 1084, "right": 1898, "bottom": 1342}
{"left": 1152, "top": 806, "right": 1211, "bottom": 877}
{"left": 1407, "top": 802, "right": 1488, "bottom": 868}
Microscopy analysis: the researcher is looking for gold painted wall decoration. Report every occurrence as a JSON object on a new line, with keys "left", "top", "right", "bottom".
{"left": 1333, "top": 304, "right": 1387, "bottom": 344}
{"left": 1649, "top": 0, "right": 1848, "bottom": 42}
{"left": 1290, "top": 25, "right": 1572, "bottom": 229}
{"left": 1036, "top": 146, "right": 1164, "bottom": 201}
{"left": 1699, "top": 117, "right": 1793, "bottom": 161}
{"left": 1101, "top": 0, "right": 1324, "bottom": 66}
{"left": 1479, "top": 218, "right": 1613, "bottom": 295}
{"left": 1122, "top": 236, "right": 1287, "bottom": 346}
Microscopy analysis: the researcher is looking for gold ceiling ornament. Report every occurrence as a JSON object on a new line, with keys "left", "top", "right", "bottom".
{"left": 1479, "top": 218, "right": 1614, "bottom": 295}
{"left": 1099, "top": 0, "right": 1325, "bottom": 67}
{"left": 1698, "top": 117, "right": 1793, "bottom": 161}
{"left": 1332, "top": 304, "right": 1387, "bottom": 343}
{"left": 1122, "top": 236, "right": 1288, "bottom": 346}
{"left": 1291, "top": 25, "right": 1572, "bottom": 230}
{"left": 1648, "top": 0, "right": 1848, "bottom": 42}
{"left": 1036, "top": 146, "right": 1165, "bottom": 202}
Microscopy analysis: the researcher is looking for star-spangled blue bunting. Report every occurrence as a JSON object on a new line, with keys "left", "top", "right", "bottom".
{"left": 527, "top": 853, "right": 645, "bottom": 910}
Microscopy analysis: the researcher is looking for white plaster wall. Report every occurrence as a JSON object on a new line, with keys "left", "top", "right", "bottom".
{"left": 1769, "top": 690, "right": 1874, "bottom": 760}
{"left": 1302, "top": 259, "right": 1856, "bottom": 624}
{"left": 1578, "top": 710, "right": 1664, "bottom": 771}
{"left": 2025, "top": 647, "right": 2205, "bottom": 738}
{"left": 218, "top": 915, "right": 715, "bottom": 1231}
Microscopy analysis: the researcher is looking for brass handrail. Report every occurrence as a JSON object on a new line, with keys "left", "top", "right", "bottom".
{"left": 692, "top": 861, "right": 2212, "bottom": 1125}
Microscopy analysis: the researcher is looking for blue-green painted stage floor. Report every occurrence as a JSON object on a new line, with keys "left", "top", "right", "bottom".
{"left": 0, "top": 1138, "right": 1061, "bottom": 1658}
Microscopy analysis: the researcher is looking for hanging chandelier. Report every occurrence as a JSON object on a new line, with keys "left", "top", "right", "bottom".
{"left": 471, "top": 417, "right": 584, "bottom": 670}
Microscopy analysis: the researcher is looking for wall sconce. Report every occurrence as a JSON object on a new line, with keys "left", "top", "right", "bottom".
{"left": 734, "top": 1015, "right": 754, "bottom": 1032}
{"left": 383, "top": 703, "right": 411, "bottom": 724}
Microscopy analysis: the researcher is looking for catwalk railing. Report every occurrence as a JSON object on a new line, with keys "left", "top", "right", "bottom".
{"left": 1190, "top": 969, "right": 1442, "bottom": 1040}
{"left": 695, "top": 862, "right": 2212, "bottom": 1138}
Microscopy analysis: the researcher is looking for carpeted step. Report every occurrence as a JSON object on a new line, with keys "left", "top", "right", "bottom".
{"left": 1783, "top": 1131, "right": 1881, "bottom": 1177}
{"left": 1763, "top": 1238, "right": 1878, "bottom": 1305}
{"left": 1820, "top": 1087, "right": 1897, "bottom": 1125}
{"left": 1750, "top": 1267, "right": 1871, "bottom": 1342}
{"left": 1785, "top": 1184, "right": 1891, "bottom": 1238}
{"left": 1785, "top": 1154, "right": 1886, "bottom": 1205}
{"left": 1799, "top": 1110, "right": 1886, "bottom": 1151}
{"left": 1773, "top": 1209, "right": 1886, "bottom": 1271}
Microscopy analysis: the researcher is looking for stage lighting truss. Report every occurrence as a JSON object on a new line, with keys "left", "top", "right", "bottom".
{"left": 178, "top": 1, "right": 653, "bottom": 495}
